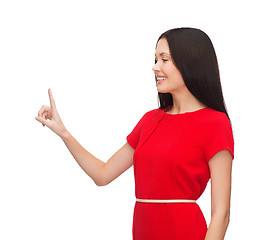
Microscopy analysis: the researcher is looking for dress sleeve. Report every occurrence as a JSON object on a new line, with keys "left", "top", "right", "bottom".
{"left": 126, "top": 112, "right": 147, "bottom": 150}
{"left": 203, "top": 115, "right": 235, "bottom": 162}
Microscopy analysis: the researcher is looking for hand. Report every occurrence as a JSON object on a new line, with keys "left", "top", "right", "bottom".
{"left": 35, "top": 88, "right": 68, "bottom": 138}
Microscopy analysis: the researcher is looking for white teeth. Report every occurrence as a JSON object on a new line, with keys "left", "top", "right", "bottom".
{"left": 156, "top": 77, "right": 167, "bottom": 81}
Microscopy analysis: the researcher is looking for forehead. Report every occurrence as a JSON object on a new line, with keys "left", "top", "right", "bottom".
{"left": 155, "top": 38, "right": 170, "bottom": 56}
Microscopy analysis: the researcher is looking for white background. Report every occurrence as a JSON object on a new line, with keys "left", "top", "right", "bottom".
{"left": 0, "top": 0, "right": 263, "bottom": 239}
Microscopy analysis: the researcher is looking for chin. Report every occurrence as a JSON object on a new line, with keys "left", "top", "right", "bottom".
{"left": 157, "top": 86, "right": 171, "bottom": 94}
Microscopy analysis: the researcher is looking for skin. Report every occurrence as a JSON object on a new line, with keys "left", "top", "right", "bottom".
{"left": 35, "top": 38, "right": 233, "bottom": 239}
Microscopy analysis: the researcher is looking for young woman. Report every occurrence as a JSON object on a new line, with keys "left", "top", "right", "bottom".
{"left": 35, "top": 27, "right": 234, "bottom": 240}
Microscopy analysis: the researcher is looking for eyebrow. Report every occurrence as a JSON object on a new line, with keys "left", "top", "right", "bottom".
{"left": 155, "top": 52, "right": 171, "bottom": 57}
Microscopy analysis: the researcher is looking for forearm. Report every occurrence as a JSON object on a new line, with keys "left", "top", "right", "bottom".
{"left": 204, "top": 213, "right": 230, "bottom": 240}
{"left": 61, "top": 130, "right": 105, "bottom": 186}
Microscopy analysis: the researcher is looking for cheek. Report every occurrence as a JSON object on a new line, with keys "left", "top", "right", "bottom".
{"left": 167, "top": 65, "right": 182, "bottom": 79}
{"left": 162, "top": 63, "right": 176, "bottom": 76}
{"left": 161, "top": 65, "right": 172, "bottom": 76}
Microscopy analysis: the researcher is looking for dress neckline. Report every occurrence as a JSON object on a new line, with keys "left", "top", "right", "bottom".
{"left": 161, "top": 105, "right": 210, "bottom": 116}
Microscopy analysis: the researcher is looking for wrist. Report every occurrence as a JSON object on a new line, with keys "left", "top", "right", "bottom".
{"left": 60, "top": 128, "right": 71, "bottom": 141}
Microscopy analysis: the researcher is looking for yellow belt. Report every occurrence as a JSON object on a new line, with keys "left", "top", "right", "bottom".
{"left": 136, "top": 198, "right": 196, "bottom": 203}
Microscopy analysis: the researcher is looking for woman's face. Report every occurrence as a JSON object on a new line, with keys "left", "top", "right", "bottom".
{"left": 152, "top": 38, "right": 186, "bottom": 93}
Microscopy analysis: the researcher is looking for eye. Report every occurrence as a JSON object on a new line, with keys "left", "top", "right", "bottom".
{"left": 155, "top": 58, "right": 168, "bottom": 63}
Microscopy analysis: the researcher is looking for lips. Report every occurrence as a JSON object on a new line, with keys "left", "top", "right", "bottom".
{"left": 155, "top": 75, "right": 167, "bottom": 83}
{"left": 156, "top": 75, "right": 166, "bottom": 78}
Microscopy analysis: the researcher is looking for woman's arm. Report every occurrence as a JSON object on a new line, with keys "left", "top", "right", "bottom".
{"left": 204, "top": 149, "right": 233, "bottom": 240}
{"left": 61, "top": 130, "right": 134, "bottom": 186}
{"left": 35, "top": 88, "right": 134, "bottom": 186}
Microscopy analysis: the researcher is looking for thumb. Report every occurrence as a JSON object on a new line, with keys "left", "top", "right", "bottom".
{"left": 35, "top": 116, "right": 51, "bottom": 128}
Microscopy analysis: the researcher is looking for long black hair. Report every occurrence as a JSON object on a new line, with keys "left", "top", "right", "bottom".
{"left": 155, "top": 27, "right": 231, "bottom": 122}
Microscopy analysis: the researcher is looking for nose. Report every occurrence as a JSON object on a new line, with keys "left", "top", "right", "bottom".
{"left": 152, "top": 61, "right": 160, "bottom": 73}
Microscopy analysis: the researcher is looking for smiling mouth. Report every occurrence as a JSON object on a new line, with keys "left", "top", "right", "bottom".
{"left": 155, "top": 76, "right": 167, "bottom": 83}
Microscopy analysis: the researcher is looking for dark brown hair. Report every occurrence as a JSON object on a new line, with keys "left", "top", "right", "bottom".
{"left": 155, "top": 27, "right": 231, "bottom": 121}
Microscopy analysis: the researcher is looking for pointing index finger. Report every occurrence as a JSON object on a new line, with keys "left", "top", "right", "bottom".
{"left": 48, "top": 88, "right": 57, "bottom": 110}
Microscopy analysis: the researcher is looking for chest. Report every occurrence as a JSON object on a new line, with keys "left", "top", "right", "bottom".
{"left": 134, "top": 119, "right": 207, "bottom": 175}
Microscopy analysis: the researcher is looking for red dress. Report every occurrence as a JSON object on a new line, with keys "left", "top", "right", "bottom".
{"left": 126, "top": 106, "right": 234, "bottom": 240}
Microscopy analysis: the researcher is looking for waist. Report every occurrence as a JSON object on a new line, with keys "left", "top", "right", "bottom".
{"left": 136, "top": 198, "right": 196, "bottom": 203}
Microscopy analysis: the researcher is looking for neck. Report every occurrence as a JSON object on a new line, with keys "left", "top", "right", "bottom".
{"left": 167, "top": 89, "right": 207, "bottom": 114}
